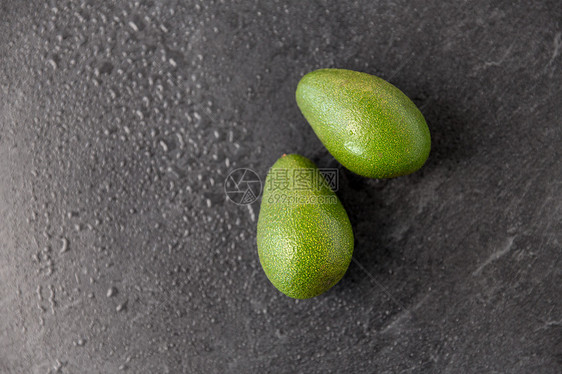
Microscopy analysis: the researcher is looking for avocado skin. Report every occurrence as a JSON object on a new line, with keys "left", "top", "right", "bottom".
{"left": 257, "top": 154, "right": 354, "bottom": 299}
{"left": 296, "top": 69, "right": 431, "bottom": 179}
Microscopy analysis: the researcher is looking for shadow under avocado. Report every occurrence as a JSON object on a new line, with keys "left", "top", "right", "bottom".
{"left": 416, "top": 95, "right": 476, "bottom": 176}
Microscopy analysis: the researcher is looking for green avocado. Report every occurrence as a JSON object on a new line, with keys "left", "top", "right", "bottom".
{"left": 257, "top": 154, "right": 354, "bottom": 299}
{"left": 296, "top": 68, "right": 431, "bottom": 179}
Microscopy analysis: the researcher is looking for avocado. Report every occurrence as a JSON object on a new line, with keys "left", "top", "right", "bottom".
{"left": 296, "top": 68, "right": 431, "bottom": 179}
{"left": 257, "top": 154, "right": 354, "bottom": 299}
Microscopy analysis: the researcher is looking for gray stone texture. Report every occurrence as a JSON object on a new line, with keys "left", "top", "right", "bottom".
{"left": 0, "top": 1, "right": 560, "bottom": 373}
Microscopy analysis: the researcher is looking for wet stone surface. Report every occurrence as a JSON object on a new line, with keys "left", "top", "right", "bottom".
{"left": 0, "top": 1, "right": 560, "bottom": 373}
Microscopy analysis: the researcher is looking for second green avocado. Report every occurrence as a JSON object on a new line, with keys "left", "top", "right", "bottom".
{"left": 257, "top": 154, "right": 354, "bottom": 299}
{"left": 296, "top": 69, "right": 431, "bottom": 179}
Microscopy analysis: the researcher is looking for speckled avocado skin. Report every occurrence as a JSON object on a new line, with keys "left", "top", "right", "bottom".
{"left": 296, "top": 69, "right": 431, "bottom": 178}
{"left": 257, "top": 154, "right": 354, "bottom": 299}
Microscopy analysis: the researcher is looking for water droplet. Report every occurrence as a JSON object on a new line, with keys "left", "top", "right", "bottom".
{"left": 48, "top": 284, "right": 56, "bottom": 314}
{"left": 107, "top": 287, "right": 117, "bottom": 297}
{"left": 128, "top": 21, "right": 139, "bottom": 32}
{"left": 47, "top": 59, "right": 57, "bottom": 69}
{"left": 60, "top": 238, "right": 69, "bottom": 253}
{"left": 116, "top": 301, "right": 127, "bottom": 312}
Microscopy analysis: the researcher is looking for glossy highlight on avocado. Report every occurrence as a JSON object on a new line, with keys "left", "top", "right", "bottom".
{"left": 296, "top": 68, "right": 431, "bottom": 178}
{"left": 256, "top": 154, "right": 354, "bottom": 299}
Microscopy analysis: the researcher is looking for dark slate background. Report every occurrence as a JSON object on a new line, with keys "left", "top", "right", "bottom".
{"left": 1, "top": 1, "right": 560, "bottom": 373}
